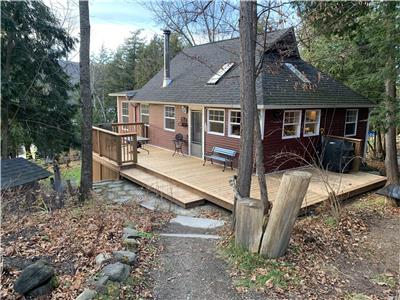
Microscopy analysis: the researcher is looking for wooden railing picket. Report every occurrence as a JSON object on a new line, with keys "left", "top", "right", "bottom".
{"left": 92, "top": 125, "right": 139, "bottom": 166}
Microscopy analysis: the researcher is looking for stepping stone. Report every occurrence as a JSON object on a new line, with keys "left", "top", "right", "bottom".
{"left": 101, "top": 263, "right": 130, "bottom": 282}
{"left": 113, "top": 250, "right": 137, "bottom": 265}
{"left": 160, "top": 233, "right": 220, "bottom": 239}
{"left": 170, "top": 215, "right": 225, "bottom": 229}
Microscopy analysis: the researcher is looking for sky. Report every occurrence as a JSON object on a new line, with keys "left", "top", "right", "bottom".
{"left": 46, "top": 0, "right": 161, "bottom": 61}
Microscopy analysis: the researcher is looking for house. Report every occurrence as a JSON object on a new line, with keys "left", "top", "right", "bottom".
{"left": 92, "top": 28, "right": 385, "bottom": 211}
{"left": 109, "top": 28, "right": 373, "bottom": 172}
{"left": 1, "top": 158, "right": 52, "bottom": 190}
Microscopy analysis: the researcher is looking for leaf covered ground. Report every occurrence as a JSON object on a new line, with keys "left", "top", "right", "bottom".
{"left": 1, "top": 196, "right": 173, "bottom": 299}
{"left": 220, "top": 194, "right": 399, "bottom": 300}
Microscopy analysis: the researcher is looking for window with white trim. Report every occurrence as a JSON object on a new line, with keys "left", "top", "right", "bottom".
{"left": 164, "top": 105, "right": 175, "bottom": 131}
{"left": 282, "top": 110, "right": 301, "bottom": 139}
{"left": 304, "top": 110, "right": 321, "bottom": 136}
{"left": 229, "top": 110, "right": 241, "bottom": 137}
{"left": 345, "top": 109, "right": 358, "bottom": 136}
{"left": 140, "top": 104, "right": 149, "bottom": 125}
{"left": 208, "top": 109, "right": 225, "bottom": 135}
{"left": 121, "top": 102, "right": 129, "bottom": 123}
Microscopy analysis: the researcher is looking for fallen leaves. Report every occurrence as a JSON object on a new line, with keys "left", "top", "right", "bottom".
{"left": 1, "top": 197, "right": 173, "bottom": 299}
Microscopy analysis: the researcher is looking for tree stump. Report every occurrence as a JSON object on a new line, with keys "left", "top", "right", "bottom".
{"left": 260, "top": 171, "right": 312, "bottom": 258}
{"left": 235, "top": 198, "right": 264, "bottom": 253}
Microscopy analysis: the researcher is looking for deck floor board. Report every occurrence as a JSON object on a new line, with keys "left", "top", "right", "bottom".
{"left": 118, "top": 145, "right": 387, "bottom": 211}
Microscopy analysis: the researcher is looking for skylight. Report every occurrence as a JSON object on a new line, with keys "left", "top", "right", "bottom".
{"left": 207, "top": 63, "right": 235, "bottom": 85}
{"left": 284, "top": 63, "right": 311, "bottom": 84}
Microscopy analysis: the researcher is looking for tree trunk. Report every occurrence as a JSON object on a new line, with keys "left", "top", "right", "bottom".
{"left": 383, "top": 1, "right": 399, "bottom": 185}
{"left": 1, "top": 107, "right": 9, "bottom": 159}
{"left": 79, "top": 0, "right": 93, "bottom": 201}
{"left": 235, "top": 198, "right": 264, "bottom": 253}
{"left": 376, "top": 129, "right": 384, "bottom": 159}
{"left": 233, "top": 0, "right": 257, "bottom": 229}
{"left": 254, "top": 110, "right": 270, "bottom": 215}
{"left": 384, "top": 79, "right": 399, "bottom": 185}
{"left": 260, "top": 171, "right": 312, "bottom": 258}
{"left": 1, "top": 29, "right": 15, "bottom": 159}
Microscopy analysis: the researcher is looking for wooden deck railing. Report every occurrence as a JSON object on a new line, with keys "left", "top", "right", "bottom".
{"left": 111, "top": 122, "right": 148, "bottom": 137}
{"left": 92, "top": 126, "right": 137, "bottom": 165}
{"left": 325, "top": 135, "right": 363, "bottom": 172}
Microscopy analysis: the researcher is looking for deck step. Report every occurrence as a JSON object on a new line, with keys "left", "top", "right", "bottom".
{"left": 120, "top": 167, "right": 205, "bottom": 208}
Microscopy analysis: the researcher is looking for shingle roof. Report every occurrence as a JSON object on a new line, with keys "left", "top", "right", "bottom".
{"left": 130, "top": 28, "right": 373, "bottom": 107}
{"left": 1, "top": 158, "right": 52, "bottom": 189}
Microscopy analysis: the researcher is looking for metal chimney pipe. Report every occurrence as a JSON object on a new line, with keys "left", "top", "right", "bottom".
{"left": 163, "top": 29, "right": 172, "bottom": 87}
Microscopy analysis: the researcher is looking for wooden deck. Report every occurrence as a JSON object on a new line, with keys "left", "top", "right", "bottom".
{"left": 119, "top": 145, "right": 387, "bottom": 211}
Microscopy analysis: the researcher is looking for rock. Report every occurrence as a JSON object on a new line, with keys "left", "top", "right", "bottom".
{"left": 113, "top": 250, "right": 137, "bottom": 265}
{"left": 26, "top": 276, "right": 58, "bottom": 298}
{"left": 123, "top": 221, "right": 136, "bottom": 229}
{"left": 88, "top": 224, "right": 98, "bottom": 231}
{"left": 123, "top": 237, "right": 140, "bottom": 250}
{"left": 94, "top": 275, "right": 109, "bottom": 291}
{"left": 101, "top": 262, "right": 130, "bottom": 282}
{"left": 122, "top": 227, "right": 141, "bottom": 239}
{"left": 76, "top": 288, "right": 97, "bottom": 300}
{"left": 14, "top": 260, "right": 55, "bottom": 295}
{"left": 95, "top": 253, "right": 112, "bottom": 266}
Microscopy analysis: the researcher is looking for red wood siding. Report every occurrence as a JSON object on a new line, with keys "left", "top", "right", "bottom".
{"left": 204, "top": 108, "right": 241, "bottom": 167}
{"left": 147, "top": 104, "right": 189, "bottom": 154}
{"left": 263, "top": 108, "right": 369, "bottom": 172}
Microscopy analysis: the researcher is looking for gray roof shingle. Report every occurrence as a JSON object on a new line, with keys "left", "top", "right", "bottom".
{"left": 1, "top": 158, "right": 52, "bottom": 189}
{"left": 130, "top": 28, "right": 373, "bottom": 107}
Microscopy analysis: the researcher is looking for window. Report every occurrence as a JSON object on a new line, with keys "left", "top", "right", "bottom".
{"left": 207, "top": 63, "right": 235, "bottom": 85}
{"left": 164, "top": 106, "right": 175, "bottom": 131}
{"left": 208, "top": 109, "right": 225, "bottom": 135}
{"left": 282, "top": 110, "right": 301, "bottom": 139}
{"left": 229, "top": 110, "right": 241, "bottom": 137}
{"left": 140, "top": 104, "right": 149, "bottom": 125}
{"left": 345, "top": 109, "right": 358, "bottom": 136}
{"left": 284, "top": 63, "right": 311, "bottom": 83}
{"left": 304, "top": 110, "right": 321, "bottom": 136}
{"left": 121, "top": 102, "right": 129, "bottom": 123}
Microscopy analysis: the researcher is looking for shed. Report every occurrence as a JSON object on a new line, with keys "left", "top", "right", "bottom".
{"left": 1, "top": 158, "right": 52, "bottom": 190}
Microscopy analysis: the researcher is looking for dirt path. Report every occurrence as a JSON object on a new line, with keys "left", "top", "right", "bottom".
{"left": 151, "top": 221, "right": 243, "bottom": 300}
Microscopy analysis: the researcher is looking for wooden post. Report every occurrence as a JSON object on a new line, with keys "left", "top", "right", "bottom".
{"left": 132, "top": 134, "right": 137, "bottom": 163}
{"left": 235, "top": 198, "right": 264, "bottom": 253}
{"left": 351, "top": 141, "right": 361, "bottom": 172}
{"left": 260, "top": 171, "right": 312, "bottom": 258}
{"left": 97, "top": 129, "right": 102, "bottom": 157}
{"left": 116, "top": 135, "right": 122, "bottom": 165}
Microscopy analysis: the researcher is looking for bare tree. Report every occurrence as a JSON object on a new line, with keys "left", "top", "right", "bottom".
{"left": 143, "top": 0, "right": 239, "bottom": 46}
{"left": 383, "top": 1, "right": 399, "bottom": 185}
{"left": 79, "top": 0, "right": 92, "bottom": 201}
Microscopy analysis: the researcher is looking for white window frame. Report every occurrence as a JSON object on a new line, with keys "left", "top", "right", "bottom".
{"left": 140, "top": 104, "right": 149, "bottom": 126}
{"left": 121, "top": 101, "right": 129, "bottom": 123}
{"left": 228, "top": 110, "right": 241, "bottom": 138}
{"left": 282, "top": 110, "right": 302, "bottom": 139}
{"left": 303, "top": 109, "right": 321, "bottom": 137}
{"left": 164, "top": 105, "right": 175, "bottom": 131}
{"left": 207, "top": 109, "right": 225, "bottom": 136}
{"left": 344, "top": 109, "right": 358, "bottom": 137}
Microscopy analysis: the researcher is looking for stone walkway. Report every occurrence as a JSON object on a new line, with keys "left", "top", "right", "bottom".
{"left": 151, "top": 216, "right": 243, "bottom": 300}
{"left": 94, "top": 179, "right": 247, "bottom": 300}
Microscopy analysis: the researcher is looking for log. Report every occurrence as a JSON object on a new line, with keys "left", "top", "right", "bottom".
{"left": 260, "top": 171, "right": 312, "bottom": 258}
{"left": 235, "top": 198, "right": 264, "bottom": 253}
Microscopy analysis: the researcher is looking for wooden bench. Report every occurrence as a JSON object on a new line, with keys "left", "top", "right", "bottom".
{"left": 203, "top": 146, "right": 237, "bottom": 172}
